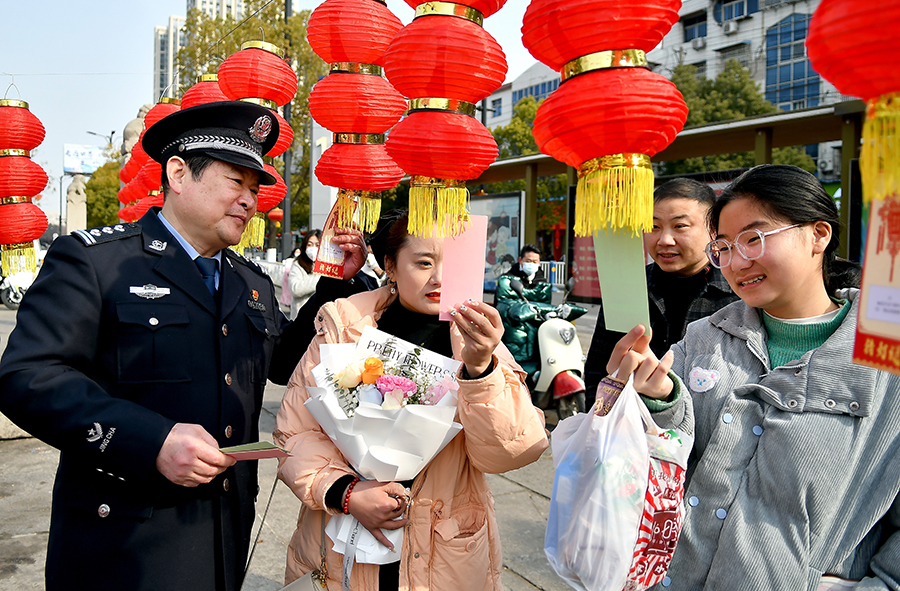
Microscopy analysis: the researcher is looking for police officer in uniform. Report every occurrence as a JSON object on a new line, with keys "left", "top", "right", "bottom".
{"left": 0, "top": 102, "right": 293, "bottom": 591}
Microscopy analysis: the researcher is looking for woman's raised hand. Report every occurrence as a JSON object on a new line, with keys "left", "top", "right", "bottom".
{"left": 607, "top": 325, "right": 675, "bottom": 400}
{"left": 347, "top": 480, "right": 409, "bottom": 551}
{"left": 450, "top": 300, "right": 503, "bottom": 377}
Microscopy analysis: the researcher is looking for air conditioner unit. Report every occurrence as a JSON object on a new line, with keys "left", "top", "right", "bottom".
{"left": 724, "top": 20, "right": 739, "bottom": 35}
{"left": 692, "top": 37, "right": 706, "bottom": 50}
{"left": 818, "top": 158, "right": 834, "bottom": 173}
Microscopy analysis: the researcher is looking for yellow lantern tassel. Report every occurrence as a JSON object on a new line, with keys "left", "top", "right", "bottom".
{"left": 408, "top": 176, "right": 470, "bottom": 238}
{"left": 229, "top": 212, "right": 267, "bottom": 254}
{"left": 335, "top": 191, "right": 357, "bottom": 230}
{"left": 1, "top": 243, "right": 37, "bottom": 276}
{"left": 575, "top": 153, "right": 654, "bottom": 237}
{"left": 861, "top": 92, "right": 900, "bottom": 205}
{"left": 358, "top": 194, "right": 382, "bottom": 234}
{"left": 335, "top": 189, "right": 382, "bottom": 233}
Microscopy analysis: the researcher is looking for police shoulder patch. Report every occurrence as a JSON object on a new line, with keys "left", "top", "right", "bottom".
{"left": 225, "top": 249, "right": 268, "bottom": 278}
{"left": 72, "top": 223, "right": 141, "bottom": 246}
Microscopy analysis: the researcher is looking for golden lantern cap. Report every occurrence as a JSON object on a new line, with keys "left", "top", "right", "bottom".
{"left": 415, "top": 1, "right": 484, "bottom": 27}
{"left": 0, "top": 99, "right": 29, "bottom": 109}
{"left": 241, "top": 40, "right": 285, "bottom": 59}
{"left": 197, "top": 74, "right": 218, "bottom": 83}
{"left": 561, "top": 50, "right": 649, "bottom": 83}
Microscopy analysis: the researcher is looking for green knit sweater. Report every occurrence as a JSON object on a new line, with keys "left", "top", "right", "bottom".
{"left": 762, "top": 299, "right": 851, "bottom": 368}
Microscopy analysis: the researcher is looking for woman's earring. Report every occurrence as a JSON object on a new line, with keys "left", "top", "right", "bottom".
{"left": 389, "top": 279, "right": 396, "bottom": 294}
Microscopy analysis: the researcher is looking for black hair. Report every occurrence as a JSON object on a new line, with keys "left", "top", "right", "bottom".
{"left": 519, "top": 244, "right": 541, "bottom": 259}
{"left": 367, "top": 208, "right": 408, "bottom": 270}
{"left": 654, "top": 178, "right": 716, "bottom": 209}
{"left": 710, "top": 164, "right": 860, "bottom": 295}
{"left": 159, "top": 153, "right": 217, "bottom": 198}
{"left": 297, "top": 229, "right": 321, "bottom": 273}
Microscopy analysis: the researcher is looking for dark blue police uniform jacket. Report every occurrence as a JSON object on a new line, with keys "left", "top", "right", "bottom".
{"left": 0, "top": 209, "right": 290, "bottom": 591}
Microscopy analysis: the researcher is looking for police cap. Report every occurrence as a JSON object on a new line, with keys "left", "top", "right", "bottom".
{"left": 141, "top": 100, "right": 280, "bottom": 185}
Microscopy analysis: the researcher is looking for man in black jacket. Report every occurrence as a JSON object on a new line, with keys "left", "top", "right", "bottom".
{"left": 584, "top": 179, "right": 739, "bottom": 410}
{"left": 0, "top": 102, "right": 298, "bottom": 591}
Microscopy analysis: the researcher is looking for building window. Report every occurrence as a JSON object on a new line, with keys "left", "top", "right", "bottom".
{"left": 718, "top": 43, "right": 751, "bottom": 70}
{"left": 765, "top": 14, "right": 819, "bottom": 111}
{"left": 692, "top": 61, "right": 707, "bottom": 80}
{"left": 683, "top": 13, "right": 708, "bottom": 42}
{"left": 713, "top": 0, "right": 759, "bottom": 23}
{"left": 491, "top": 98, "right": 502, "bottom": 118}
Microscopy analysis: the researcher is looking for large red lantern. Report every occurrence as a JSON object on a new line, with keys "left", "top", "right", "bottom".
{"left": 309, "top": 73, "right": 406, "bottom": 133}
{"left": 808, "top": 0, "right": 900, "bottom": 207}
{"left": 180, "top": 74, "right": 229, "bottom": 109}
{"left": 0, "top": 153, "right": 49, "bottom": 198}
{"left": 143, "top": 97, "right": 181, "bottom": 131}
{"left": 522, "top": 0, "right": 687, "bottom": 236}
{"left": 0, "top": 100, "right": 45, "bottom": 151}
{"left": 218, "top": 41, "right": 298, "bottom": 107}
{"left": 384, "top": 0, "right": 509, "bottom": 237}
{"left": 257, "top": 164, "right": 287, "bottom": 213}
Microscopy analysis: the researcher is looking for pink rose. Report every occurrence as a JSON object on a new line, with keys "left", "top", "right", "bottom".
{"left": 375, "top": 374, "right": 417, "bottom": 396}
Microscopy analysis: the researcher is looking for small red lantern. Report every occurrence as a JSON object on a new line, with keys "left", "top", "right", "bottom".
{"left": 268, "top": 207, "right": 284, "bottom": 223}
{"left": 119, "top": 153, "right": 141, "bottom": 184}
{"left": 0, "top": 153, "right": 49, "bottom": 198}
{"left": 218, "top": 41, "right": 298, "bottom": 107}
{"left": 143, "top": 97, "right": 181, "bottom": 131}
{"left": 0, "top": 197, "right": 48, "bottom": 266}
{"left": 267, "top": 110, "right": 293, "bottom": 158}
{"left": 134, "top": 161, "right": 163, "bottom": 195}
{"left": 307, "top": 0, "right": 403, "bottom": 65}
{"left": 130, "top": 135, "right": 150, "bottom": 169}
{"left": 0, "top": 100, "right": 46, "bottom": 151}
{"left": 257, "top": 164, "right": 287, "bottom": 213}
{"left": 316, "top": 142, "right": 403, "bottom": 191}
{"left": 180, "top": 74, "right": 229, "bottom": 109}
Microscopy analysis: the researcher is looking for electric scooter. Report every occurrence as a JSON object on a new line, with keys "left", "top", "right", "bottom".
{"left": 508, "top": 277, "right": 588, "bottom": 420}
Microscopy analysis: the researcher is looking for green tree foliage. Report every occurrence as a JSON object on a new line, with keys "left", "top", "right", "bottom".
{"left": 659, "top": 60, "right": 816, "bottom": 175}
{"left": 484, "top": 97, "right": 568, "bottom": 229}
{"left": 85, "top": 161, "right": 122, "bottom": 228}
{"left": 176, "top": 1, "right": 327, "bottom": 232}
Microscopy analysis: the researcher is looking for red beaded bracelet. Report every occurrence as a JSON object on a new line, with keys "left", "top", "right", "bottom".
{"left": 342, "top": 477, "right": 360, "bottom": 515}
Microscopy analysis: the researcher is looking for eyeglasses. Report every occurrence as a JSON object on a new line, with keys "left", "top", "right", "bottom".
{"left": 705, "top": 224, "right": 801, "bottom": 269}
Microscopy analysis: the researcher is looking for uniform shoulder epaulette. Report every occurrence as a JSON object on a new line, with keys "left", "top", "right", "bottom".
{"left": 72, "top": 223, "right": 141, "bottom": 246}
{"left": 226, "top": 249, "right": 269, "bottom": 277}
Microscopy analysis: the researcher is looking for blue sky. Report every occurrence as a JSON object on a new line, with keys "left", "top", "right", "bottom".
{"left": 0, "top": 0, "right": 534, "bottom": 221}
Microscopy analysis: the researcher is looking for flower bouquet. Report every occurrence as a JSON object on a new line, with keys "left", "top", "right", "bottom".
{"left": 303, "top": 325, "right": 463, "bottom": 564}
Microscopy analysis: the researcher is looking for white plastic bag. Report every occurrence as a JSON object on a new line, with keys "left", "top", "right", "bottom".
{"left": 544, "top": 376, "right": 692, "bottom": 591}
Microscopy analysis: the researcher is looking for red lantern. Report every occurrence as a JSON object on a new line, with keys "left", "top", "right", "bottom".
{"left": 307, "top": 0, "right": 403, "bottom": 65}
{"left": 386, "top": 111, "right": 497, "bottom": 179}
{"left": 522, "top": 0, "right": 680, "bottom": 70}
{"left": 134, "top": 161, "right": 162, "bottom": 195}
{"left": 257, "top": 164, "right": 287, "bottom": 213}
{"left": 267, "top": 110, "right": 293, "bottom": 158}
{"left": 180, "top": 74, "right": 229, "bottom": 109}
{"left": 316, "top": 143, "right": 403, "bottom": 191}
{"left": 400, "top": 0, "right": 507, "bottom": 18}
{"left": 268, "top": 207, "right": 284, "bottom": 223}
{"left": 119, "top": 154, "right": 142, "bottom": 184}
{"left": 309, "top": 73, "right": 406, "bottom": 133}
{"left": 0, "top": 197, "right": 48, "bottom": 272}
{"left": 130, "top": 135, "right": 150, "bottom": 169}
{"left": 807, "top": 1, "right": 900, "bottom": 207}
{"left": 0, "top": 100, "right": 45, "bottom": 151}
{"left": 383, "top": 16, "right": 507, "bottom": 103}
{"left": 118, "top": 204, "right": 137, "bottom": 223}
{"left": 0, "top": 153, "right": 49, "bottom": 198}
{"left": 218, "top": 41, "right": 298, "bottom": 107}
{"left": 143, "top": 97, "right": 181, "bottom": 131}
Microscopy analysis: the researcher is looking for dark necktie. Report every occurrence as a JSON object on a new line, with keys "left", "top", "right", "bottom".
{"left": 195, "top": 257, "right": 218, "bottom": 296}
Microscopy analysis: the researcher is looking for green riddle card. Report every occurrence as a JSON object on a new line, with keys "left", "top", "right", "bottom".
{"left": 592, "top": 229, "right": 651, "bottom": 334}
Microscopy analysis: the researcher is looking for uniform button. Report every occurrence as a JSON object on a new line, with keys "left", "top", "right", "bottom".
{"left": 224, "top": 373, "right": 233, "bottom": 386}
{"left": 787, "top": 399, "right": 798, "bottom": 408}
{"left": 148, "top": 317, "right": 159, "bottom": 326}
{"left": 318, "top": 315, "right": 324, "bottom": 322}
{"left": 722, "top": 413, "right": 733, "bottom": 424}
{"left": 716, "top": 508, "right": 727, "bottom": 520}
{"left": 794, "top": 368, "right": 802, "bottom": 376}
{"left": 824, "top": 399, "right": 836, "bottom": 409}
{"left": 661, "top": 577, "right": 672, "bottom": 587}
{"left": 225, "top": 425, "right": 233, "bottom": 439}
{"left": 265, "top": 328, "right": 270, "bottom": 336}
{"left": 414, "top": 552, "right": 420, "bottom": 559}
{"left": 752, "top": 425, "right": 764, "bottom": 436}
{"left": 222, "top": 324, "right": 229, "bottom": 336}
{"left": 98, "top": 504, "right": 110, "bottom": 518}
{"left": 223, "top": 478, "right": 230, "bottom": 492}
{"left": 849, "top": 401, "right": 860, "bottom": 412}
{"left": 466, "top": 540, "right": 477, "bottom": 552}
{"left": 688, "top": 496, "right": 699, "bottom": 507}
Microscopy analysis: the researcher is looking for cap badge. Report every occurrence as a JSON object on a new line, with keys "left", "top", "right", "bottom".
{"left": 249, "top": 115, "right": 272, "bottom": 143}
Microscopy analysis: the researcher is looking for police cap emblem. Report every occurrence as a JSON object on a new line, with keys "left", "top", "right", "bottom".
{"left": 249, "top": 115, "right": 272, "bottom": 143}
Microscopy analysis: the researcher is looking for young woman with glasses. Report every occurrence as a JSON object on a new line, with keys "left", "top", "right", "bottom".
{"left": 607, "top": 164, "right": 900, "bottom": 590}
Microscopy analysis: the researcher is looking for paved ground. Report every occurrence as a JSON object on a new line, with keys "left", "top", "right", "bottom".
{"left": 0, "top": 298, "right": 601, "bottom": 591}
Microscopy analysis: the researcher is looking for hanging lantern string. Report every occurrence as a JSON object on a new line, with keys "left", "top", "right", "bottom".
{"left": 2, "top": 75, "right": 21, "bottom": 101}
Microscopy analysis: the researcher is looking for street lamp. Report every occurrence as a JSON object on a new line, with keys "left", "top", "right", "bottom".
{"left": 87, "top": 130, "right": 116, "bottom": 149}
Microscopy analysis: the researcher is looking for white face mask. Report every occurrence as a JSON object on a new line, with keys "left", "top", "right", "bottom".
{"left": 521, "top": 262, "right": 540, "bottom": 277}
{"left": 305, "top": 246, "right": 319, "bottom": 261}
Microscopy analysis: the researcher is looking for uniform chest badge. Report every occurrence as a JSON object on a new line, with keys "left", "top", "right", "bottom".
{"left": 247, "top": 289, "right": 266, "bottom": 311}
{"left": 149, "top": 240, "right": 167, "bottom": 252}
{"left": 689, "top": 366, "right": 720, "bottom": 393}
{"left": 130, "top": 284, "right": 171, "bottom": 299}
{"left": 87, "top": 422, "right": 103, "bottom": 443}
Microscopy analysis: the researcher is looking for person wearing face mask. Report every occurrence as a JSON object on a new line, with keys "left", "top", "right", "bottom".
{"left": 287, "top": 230, "right": 321, "bottom": 320}
{"left": 495, "top": 244, "right": 555, "bottom": 371}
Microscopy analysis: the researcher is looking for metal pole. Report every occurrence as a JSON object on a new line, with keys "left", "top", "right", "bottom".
{"left": 281, "top": 0, "right": 293, "bottom": 259}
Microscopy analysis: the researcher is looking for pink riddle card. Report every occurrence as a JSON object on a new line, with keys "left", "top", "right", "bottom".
{"left": 440, "top": 215, "right": 488, "bottom": 321}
